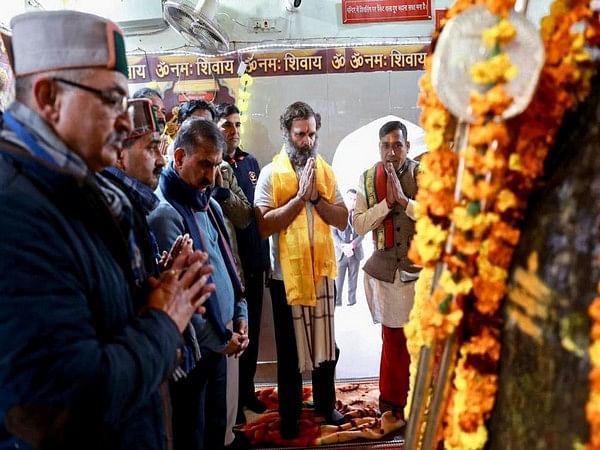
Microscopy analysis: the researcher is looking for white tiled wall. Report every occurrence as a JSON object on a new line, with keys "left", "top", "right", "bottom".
{"left": 240, "top": 69, "right": 425, "bottom": 168}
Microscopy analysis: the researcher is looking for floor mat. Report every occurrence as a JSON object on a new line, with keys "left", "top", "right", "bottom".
{"left": 239, "top": 383, "right": 405, "bottom": 448}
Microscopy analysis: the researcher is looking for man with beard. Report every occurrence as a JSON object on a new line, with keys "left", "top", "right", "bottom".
{"left": 216, "top": 103, "right": 270, "bottom": 422}
{"left": 254, "top": 101, "right": 348, "bottom": 439}
{"left": 354, "top": 120, "right": 420, "bottom": 423}
{"left": 0, "top": 11, "right": 213, "bottom": 450}
{"left": 149, "top": 118, "right": 249, "bottom": 450}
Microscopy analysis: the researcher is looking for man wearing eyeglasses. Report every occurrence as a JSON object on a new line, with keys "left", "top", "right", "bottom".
{"left": 354, "top": 120, "right": 421, "bottom": 425}
{"left": 0, "top": 11, "right": 213, "bottom": 450}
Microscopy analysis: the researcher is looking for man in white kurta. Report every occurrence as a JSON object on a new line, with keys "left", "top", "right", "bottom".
{"left": 354, "top": 120, "right": 420, "bottom": 422}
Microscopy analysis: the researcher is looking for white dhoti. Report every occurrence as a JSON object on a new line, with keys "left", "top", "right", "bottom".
{"left": 291, "top": 277, "right": 337, "bottom": 372}
{"left": 364, "top": 269, "right": 416, "bottom": 328}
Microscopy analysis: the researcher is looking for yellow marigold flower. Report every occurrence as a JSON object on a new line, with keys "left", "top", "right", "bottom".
{"left": 458, "top": 425, "right": 489, "bottom": 450}
{"left": 454, "top": 369, "right": 468, "bottom": 391}
{"left": 451, "top": 206, "right": 498, "bottom": 234}
{"left": 477, "top": 254, "right": 508, "bottom": 284}
{"left": 549, "top": 0, "right": 569, "bottom": 17}
{"left": 590, "top": 341, "right": 600, "bottom": 367}
{"left": 425, "top": 129, "right": 444, "bottom": 151}
{"left": 484, "top": 148, "right": 507, "bottom": 172}
{"left": 540, "top": 15, "right": 556, "bottom": 40}
{"left": 413, "top": 237, "right": 443, "bottom": 264}
{"left": 439, "top": 270, "right": 473, "bottom": 296}
{"left": 572, "top": 32, "right": 585, "bottom": 51}
{"left": 574, "top": 49, "right": 592, "bottom": 63}
{"left": 482, "top": 19, "right": 517, "bottom": 48}
{"left": 496, "top": 189, "right": 518, "bottom": 212}
{"left": 508, "top": 153, "right": 523, "bottom": 172}
{"left": 416, "top": 216, "right": 448, "bottom": 244}
{"left": 470, "top": 53, "right": 518, "bottom": 85}
{"left": 422, "top": 107, "right": 449, "bottom": 130}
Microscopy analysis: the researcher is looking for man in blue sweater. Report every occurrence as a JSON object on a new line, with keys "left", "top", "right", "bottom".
{"left": 149, "top": 118, "right": 249, "bottom": 450}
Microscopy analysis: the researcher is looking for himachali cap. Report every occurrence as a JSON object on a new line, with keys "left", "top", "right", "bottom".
{"left": 127, "top": 98, "right": 163, "bottom": 142}
{"left": 5, "top": 10, "right": 128, "bottom": 78}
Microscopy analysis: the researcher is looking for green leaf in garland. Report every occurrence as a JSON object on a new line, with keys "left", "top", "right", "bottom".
{"left": 467, "top": 200, "right": 481, "bottom": 216}
{"left": 438, "top": 294, "right": 453, "bottom": 314}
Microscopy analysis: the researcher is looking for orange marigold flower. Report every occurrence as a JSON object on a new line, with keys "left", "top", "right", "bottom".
{"left": 487, "top": 237, "right": 514, "bottom": 269}
{"left": 483, "top": 0, "right": 515, "bottom": 17}
{"left": 452, "top": 231, "right": 483, "bottom": 257}
{"left": 591, "top": 323, "right": 600, "bottom": 342}
{"left": 470, "top": 85, "right": 514, "bottom": 118}
{"left": 427, "top": 191, "right": 456, "bottom": 217}
{"left": 459, "top": 411, "right": 480, "bottom": 433}
{"left": 489, "top": 221, "right": 520, "bottom": 246}
{"left": 463, "top": 145, "right": 486, "bottom": 173}
{"left": 466, "top": 330, "right": 501, "bottom": 361}
{"left": 589, "top": 298, "right": 600, "bottom": 320}
{"left": 473, "top": 277, "right": 506, "bottom": 315}
{"left": 590, "top": 368, "right": 600, "bottom": 393}
{"left": 469, "top": 122, "right": 511, "bottom": 147}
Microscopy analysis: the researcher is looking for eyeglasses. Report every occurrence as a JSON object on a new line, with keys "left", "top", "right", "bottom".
{"left": 52, "top": 77, "right": 129, "bottom": 114}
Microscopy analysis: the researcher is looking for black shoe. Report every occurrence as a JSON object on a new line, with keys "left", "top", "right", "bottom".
{"left": 280, "top": 419, "right": 299, "bottom": 439}
{"left": 244, "top": 396, "right": 267, "bottom": 414}
{"left": 347, "top": 301, "right": 356, "bottom": 306}
{"left": 236, "top": 408, "right": 246, "bottom": 424}
{"left": 335, "top": 301, "right": 342, "bottom": 306}
{"left": 225, "top": 432, "right": 250, "bottom": 450}
{"left": 322, "top": 409, "right": 345, "bottom": 426}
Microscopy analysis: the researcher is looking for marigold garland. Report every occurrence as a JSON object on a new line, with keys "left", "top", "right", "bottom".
{"left": 406, "top": 0, "right": 600, "bottom": 449}
{"left": 587, "top": 294, "right": 600, "bottom": 450}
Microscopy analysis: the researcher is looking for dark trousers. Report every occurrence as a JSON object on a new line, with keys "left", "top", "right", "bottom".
{"left": 170, "top": 350, "right": 227, "bottom": 450}
{"left": 269, "top": 279, "right": 339, "bottom": 425}
{"left": 238, "top": 270, "right": 264, "bottom": 405}
{"left": 335, "top": 255, "right": 360, "bottom": 305}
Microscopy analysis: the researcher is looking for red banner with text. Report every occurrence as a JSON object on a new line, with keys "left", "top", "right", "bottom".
{"left": 341, "top": 0, "right": 432, "bottom": 24}
{"left": 126, "top": 45, "right": 430, "bottom": 84}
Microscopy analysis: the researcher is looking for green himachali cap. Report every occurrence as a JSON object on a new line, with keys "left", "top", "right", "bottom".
{"left": 4, "top": 10, "right": 128, "bottom": 78}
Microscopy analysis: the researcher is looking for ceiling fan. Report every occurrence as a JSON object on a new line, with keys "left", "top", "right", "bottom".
{"left": 163, "top": 0, "right": 230, "bottom": 54}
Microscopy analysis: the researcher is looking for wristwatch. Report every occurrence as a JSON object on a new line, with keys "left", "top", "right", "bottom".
{"left": 310, "top": 193, "right": 321, "bottom": 205}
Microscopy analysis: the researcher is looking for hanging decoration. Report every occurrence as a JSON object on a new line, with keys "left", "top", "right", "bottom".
{"left": 237, "top": 72, "right": 254, "bottom": 146}
{"left": 405, "top": 0, "right": 600, "bottom": 449}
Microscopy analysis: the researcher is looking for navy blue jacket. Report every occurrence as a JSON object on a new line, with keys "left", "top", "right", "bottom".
{"left": 224, "top": 148, "right": 269, "bottom": 275}
{"left": 0, "top": 145, "right": 182, "bottom": 450}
